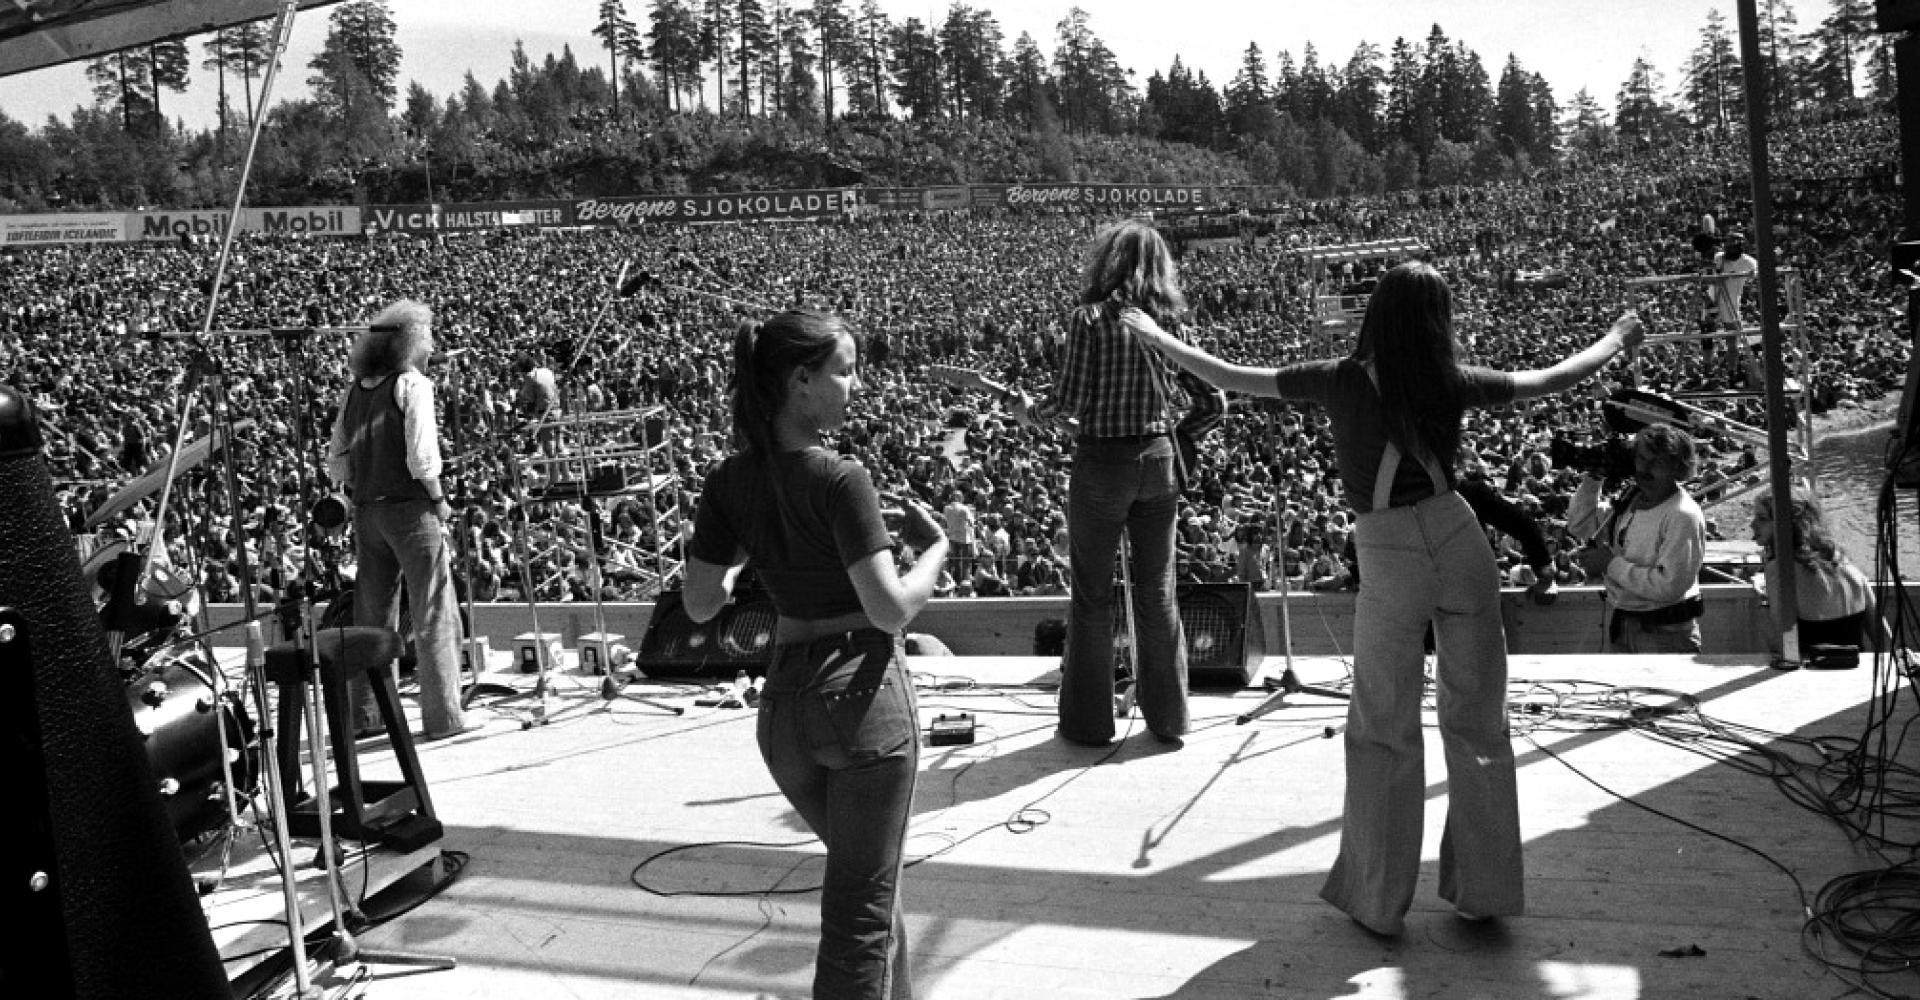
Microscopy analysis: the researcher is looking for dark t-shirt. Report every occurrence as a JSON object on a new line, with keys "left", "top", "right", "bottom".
{"left": 689, "top": 447, "right": 894, "bottom": 620}
{"left": 1272, "top": 358, "right": 1515, "bottom": 514}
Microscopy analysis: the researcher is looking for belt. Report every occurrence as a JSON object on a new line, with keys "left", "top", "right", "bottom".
{"left": 1609, "top": 596, "right": 1703, "bottom": 640}
{"left": 1075, "top": 432, "right": 1164, "bottom": 445}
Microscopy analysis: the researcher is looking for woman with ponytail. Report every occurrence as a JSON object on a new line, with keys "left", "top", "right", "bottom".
{"left": 683, "top": 310, "right": 946, "bottom": 1000}
{"left": 1123, "top": 261, "right": 1643, "bottom": 936}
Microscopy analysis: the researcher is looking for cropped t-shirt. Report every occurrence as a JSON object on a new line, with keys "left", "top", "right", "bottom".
{"left": 689, "top": 447, "right": 894, "bottom": 620}
{"left": 1271, "top": 358, "right": 1515, "bottom": 514}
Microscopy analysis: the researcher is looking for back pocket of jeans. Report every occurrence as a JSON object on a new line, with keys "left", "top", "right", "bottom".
{"left": 805, "top": 668, "right": 914, "bottom": 763}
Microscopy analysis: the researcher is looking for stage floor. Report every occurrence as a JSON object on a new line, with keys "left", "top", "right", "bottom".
{"left": 204, "top": 650, "right": 1917, "bottom": 999}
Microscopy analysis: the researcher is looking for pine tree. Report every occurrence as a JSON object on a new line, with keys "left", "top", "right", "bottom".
{"left": 146, "top": 38, "right": 190, "bottom": 131}
{"left": 1225, "top": 43, "right": 1270, "bottom": 140}
{"left": 850, "top": 0, "right": 892, "bottom": 118}
{"left": 593, "top": 0, "right": 644, "bottom": 122}
{"left": 1335, "top": 42, "right": 1385, "bottom": 153}
{"left": 890, "top": 17, "right": 942, "bottom": 121}
{"left": 1683, "top": 8, "right": 1742, "bottom": 136}
{"left": 1615, "top": 55, "right": 1670, "bottom": 144}
{"left": 308, "top": 0, "right": 402, "bottom": 123}
{"left": 85, "top": 49, "right": 154, "bottom": 133}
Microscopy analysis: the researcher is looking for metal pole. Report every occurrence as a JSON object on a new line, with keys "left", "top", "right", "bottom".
{"left": 1736, "top": 0, "right": 1801, "bottom": 662}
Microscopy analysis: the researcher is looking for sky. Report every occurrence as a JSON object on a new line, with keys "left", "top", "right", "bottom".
{"left": 0, "top": 0, "right": 1846, "bottom": 132}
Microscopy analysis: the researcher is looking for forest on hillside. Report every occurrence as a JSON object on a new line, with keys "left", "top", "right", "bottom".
{"left": 0, "top": 0, "right": 1901, "bottom": 211}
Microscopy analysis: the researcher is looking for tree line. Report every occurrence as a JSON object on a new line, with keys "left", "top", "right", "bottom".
{"left": 0, "top": 0, "right": 1900, "bottom": 212}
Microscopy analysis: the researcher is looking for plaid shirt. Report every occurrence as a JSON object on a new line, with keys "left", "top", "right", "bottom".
{"left": 1031, "top": 304, "right": 1226, "bottom": 439}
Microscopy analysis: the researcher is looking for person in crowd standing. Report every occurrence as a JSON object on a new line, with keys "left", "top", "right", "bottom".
{"left": 1568, "top": 423, "right": 1707, "bottom": 654}
{"left": 326, "top": 299, "right": 470, "bottom": 741}
{"left": 1751, "top": 483, "right": 1882, "bottom": 668}
{"left": 1122, "top": 260, "right": 1644, "bottom": 935}
{"left": 683, "top": 309, "right": 948, "bottom": 1000}
{"left": 1013, "top": 217, "right": 1225, "bottom": 747}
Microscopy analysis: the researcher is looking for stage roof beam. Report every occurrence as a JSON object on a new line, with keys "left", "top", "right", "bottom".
{"left": 0, "top": 0, "right": 339, "bottom": 77}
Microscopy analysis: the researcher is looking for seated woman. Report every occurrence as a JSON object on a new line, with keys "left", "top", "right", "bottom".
{"left": 1752, "top": 485, "right": 1882, "bottom": 668}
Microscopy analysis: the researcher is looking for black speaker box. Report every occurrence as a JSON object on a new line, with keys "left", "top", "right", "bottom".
{"left": 637, "top": 589, "right": 778, "bottom": 679}
{"left": 1111, "top": 582, "right": 1261, "bottom": 688}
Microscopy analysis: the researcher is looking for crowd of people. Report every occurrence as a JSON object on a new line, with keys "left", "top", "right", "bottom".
{"left": 2, "top": 113, "right": 1908, "bottom": 617}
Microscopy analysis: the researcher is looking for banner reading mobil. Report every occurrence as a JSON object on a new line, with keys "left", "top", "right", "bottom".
{"left": 1, "top": 213, "right": 127, "bottom": 245}
{"left": 132, "top": 206, "right": 363, "bottom": 241}
{"left": 976, "top": 183, "right": 1215, "bottom": 212}
{"left": 572, "top": 188, "right": 856, "bottom": 226}
{"left": 364, "top": 201, "right": 571, "bottom": 234}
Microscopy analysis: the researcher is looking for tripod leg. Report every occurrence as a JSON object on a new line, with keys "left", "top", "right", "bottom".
{"left": 1115, "top": 530, "right": 1137, "bottom": 720}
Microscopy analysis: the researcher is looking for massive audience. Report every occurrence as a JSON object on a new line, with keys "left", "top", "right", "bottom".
{"left": 2, "top": 114, "right": 1908, "bottom": 616}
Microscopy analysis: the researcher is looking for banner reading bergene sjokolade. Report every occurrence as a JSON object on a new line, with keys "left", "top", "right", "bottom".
{"left": 972, "top": 183, "right": 1215, "bottom": 212}
{"left": 573, "top": 189, "right": 857, "bottom": 226}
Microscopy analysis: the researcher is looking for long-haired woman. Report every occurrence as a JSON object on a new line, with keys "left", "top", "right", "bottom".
{"left": 1751, "top": 483, "right": 1881, "bottom": 665}
{"left": 683, "top": 309, "right": 947, "bottom": 999}
{"left": 1123, "top": 261, "right": 1642, "bottom": 935}
{"left": 1013, "top": 218, "right": 1224, "bottom": 747}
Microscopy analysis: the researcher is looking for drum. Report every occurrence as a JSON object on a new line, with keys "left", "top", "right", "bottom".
{"left": 124, "top": 647, "right": 257, "bottom": 843}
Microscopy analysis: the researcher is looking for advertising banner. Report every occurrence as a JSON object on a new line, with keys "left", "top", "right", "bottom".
{"left": 132, "top": 206, "right": 362, "bottom": 241}
{"left": 924, "top": 186, "right": 971, "bottom": 211}
{"left": 573, "top": 188, "right": 856, "bottom": 226}
{"left": 364, "top": 201, "right": 571, "bottom": 234}
{"left": 861, "top": 188, "right": 924, "bottom": 213}
{"left": 978, "top": 183, "right": 1215, "bottom": 212}
{"left": 1, "top": 213, "right": 126, "bottom": 246}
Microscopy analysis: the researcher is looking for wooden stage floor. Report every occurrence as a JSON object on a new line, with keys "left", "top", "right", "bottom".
{"left": 208, "top": 650, "right": 1919, "bottom": 1000}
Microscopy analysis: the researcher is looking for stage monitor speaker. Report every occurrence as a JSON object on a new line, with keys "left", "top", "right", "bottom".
{"left": 637, "top": 589, "right": 778, "bottom": 679}
{"left": 1177, "top": 582, "right": 1259, "bottom": 687}
{"left": 1112, "top": 581, "right": 1260, "bottom": 688}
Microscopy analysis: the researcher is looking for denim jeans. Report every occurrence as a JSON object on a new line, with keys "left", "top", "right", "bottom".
{"left": 1609, "top": 614, "right": 1702, "bottom": 654}
{"left": 1319, "top": 491, "right": 1524, "bottom": 935}
{"left": 350, "top": 501, "right": 464, "bottom": 736}
{"left": 1059, "top": 435, "right": 1189, "bottom": 744}
{"left": 758, "top": 629, "right": 918, "bottom": 1000}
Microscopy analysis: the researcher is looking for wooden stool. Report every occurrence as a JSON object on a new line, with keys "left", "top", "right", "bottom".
{"left": 265, "top": 626, "right": 441, "bottom": 849}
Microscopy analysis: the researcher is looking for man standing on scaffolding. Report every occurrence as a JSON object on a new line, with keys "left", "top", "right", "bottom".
{"left": 1701, "top": 232, "right": 1758, "bottom": 384}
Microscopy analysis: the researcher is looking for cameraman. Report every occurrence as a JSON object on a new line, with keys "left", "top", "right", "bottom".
{"left": 1567, "top": 424, "right": 1707, "bottom": 653}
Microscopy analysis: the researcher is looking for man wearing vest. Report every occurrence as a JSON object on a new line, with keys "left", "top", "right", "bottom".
{"left": 327, "top": 299, "right": 471, "bottom": 740}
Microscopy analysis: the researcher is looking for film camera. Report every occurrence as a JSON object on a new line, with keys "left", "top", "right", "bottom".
{"left": 1549, "top": 388, "right": 1691, "bottom": 483}
{"left": 1549, "top": 436, "right": 1636, "bottom": 483}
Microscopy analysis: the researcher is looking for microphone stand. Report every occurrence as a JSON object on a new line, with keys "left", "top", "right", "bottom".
{"left": 444, "top": 350, "right": 510, "bottom": 706}
{"left": 1237, "top": 462, "right": 1349, "bottom": 726}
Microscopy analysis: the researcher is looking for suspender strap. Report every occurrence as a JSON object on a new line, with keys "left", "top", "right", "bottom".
{"left": 1373, "top": 441, "right": 1451, "bottom": 512}
{"left": 1362, "top": 360, "right": 1449, "bottom": 511}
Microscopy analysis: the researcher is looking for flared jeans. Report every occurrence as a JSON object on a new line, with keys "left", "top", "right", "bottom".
{"left": 1058, "top": 434, "right": 1190, "bottom": 744}
{"left": 1320, "top": 490, "right": 1524, "bottom": 935}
